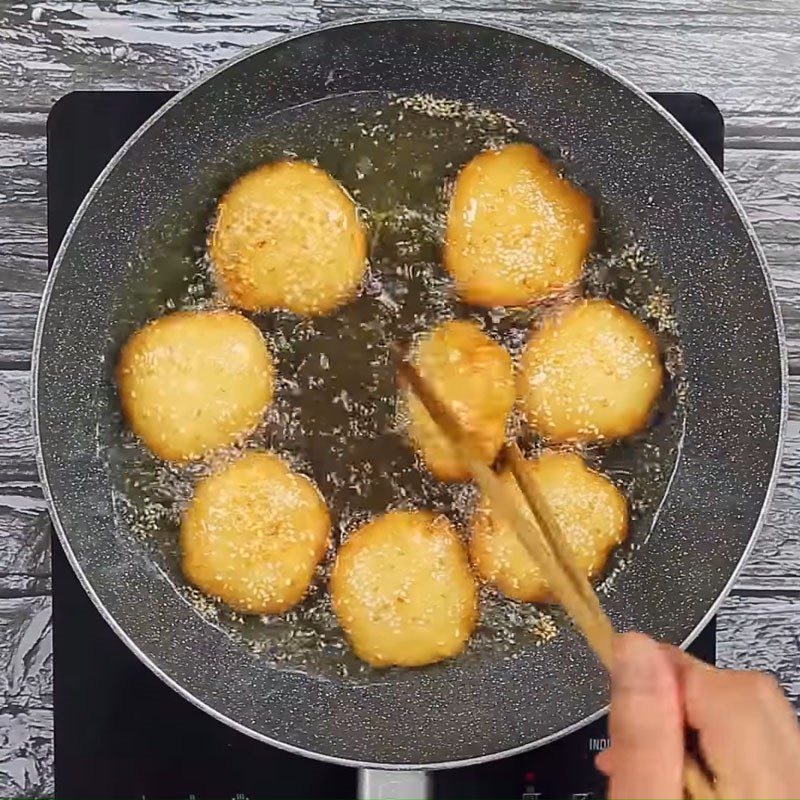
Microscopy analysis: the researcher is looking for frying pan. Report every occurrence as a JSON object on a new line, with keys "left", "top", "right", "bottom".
{"left": 34, "top": 14, "right": 785, "bottom": 790}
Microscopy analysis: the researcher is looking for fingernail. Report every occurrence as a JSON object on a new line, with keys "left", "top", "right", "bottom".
{"left": 613, "top": 632, "right": 667, "bottom": 692}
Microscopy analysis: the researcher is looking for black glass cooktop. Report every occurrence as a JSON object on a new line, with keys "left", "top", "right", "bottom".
{"left": 48, "top": 90, "right": 722, "bottom": 800}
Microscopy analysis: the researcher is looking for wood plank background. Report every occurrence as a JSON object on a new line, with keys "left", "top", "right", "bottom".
{"left": 1, "top": 1, "right": 799, "bottom": 795}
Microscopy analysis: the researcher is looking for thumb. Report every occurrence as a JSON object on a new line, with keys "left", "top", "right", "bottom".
{"left": 607, "top": 633, "right": 684, "bottom": 800}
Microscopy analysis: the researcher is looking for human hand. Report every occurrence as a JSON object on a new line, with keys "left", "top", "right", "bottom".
{"left": 596, "top": 632, "right": 800, "bottom": 799}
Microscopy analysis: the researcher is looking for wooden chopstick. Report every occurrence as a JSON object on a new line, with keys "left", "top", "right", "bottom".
{"left": 396, "top": 358, "right": 606, "bottom": 655}
{"left": 396, "top": 352, "right": 717, "bottom": 800}
{"left": 503, "top": 440, "right": 615, "bottom": 667}
{"left": 503, "top": 442, "right": 714, "bottom": 799}
{"left": 397, "top": 356, "right": 614, "bottom": 666}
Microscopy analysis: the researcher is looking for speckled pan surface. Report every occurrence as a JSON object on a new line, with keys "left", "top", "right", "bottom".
{"left": 33, "top": 18, "right": 785, "bottom": 768}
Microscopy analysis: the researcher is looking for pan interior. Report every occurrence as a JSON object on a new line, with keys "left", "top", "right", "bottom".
{"left": 107, "top": 89, "right": 684, "bottom": 680}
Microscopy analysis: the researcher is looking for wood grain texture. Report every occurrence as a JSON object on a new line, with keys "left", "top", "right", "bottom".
{"left": 316, "top": 0, "right": 800, "bottom": 113}
{"left": 0, "top": 1, "right": 799, "bottom": 795}
{"left": 0, "top": 372, "right": 35, "bottom": 483}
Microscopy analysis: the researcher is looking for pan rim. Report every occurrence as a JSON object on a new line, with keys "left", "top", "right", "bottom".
{"left": 32, "top": 13, "right": 788, "bottom": 771}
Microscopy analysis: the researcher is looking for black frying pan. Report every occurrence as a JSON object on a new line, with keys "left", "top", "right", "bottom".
{"left": 33, "top": 17, "right": 785, "bottom": 773}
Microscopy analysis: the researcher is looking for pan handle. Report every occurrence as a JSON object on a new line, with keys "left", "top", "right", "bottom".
{"left": 358, "top": 769, "right": 430, "bottom": 799}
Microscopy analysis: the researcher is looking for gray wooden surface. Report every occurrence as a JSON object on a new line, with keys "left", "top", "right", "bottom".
{"left": 1, "top": 1, "right": 799, "bottom": 796}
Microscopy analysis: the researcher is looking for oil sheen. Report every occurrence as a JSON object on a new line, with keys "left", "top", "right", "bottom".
{"left": 106, "top": 91, "right": 685, "bottom": 681}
